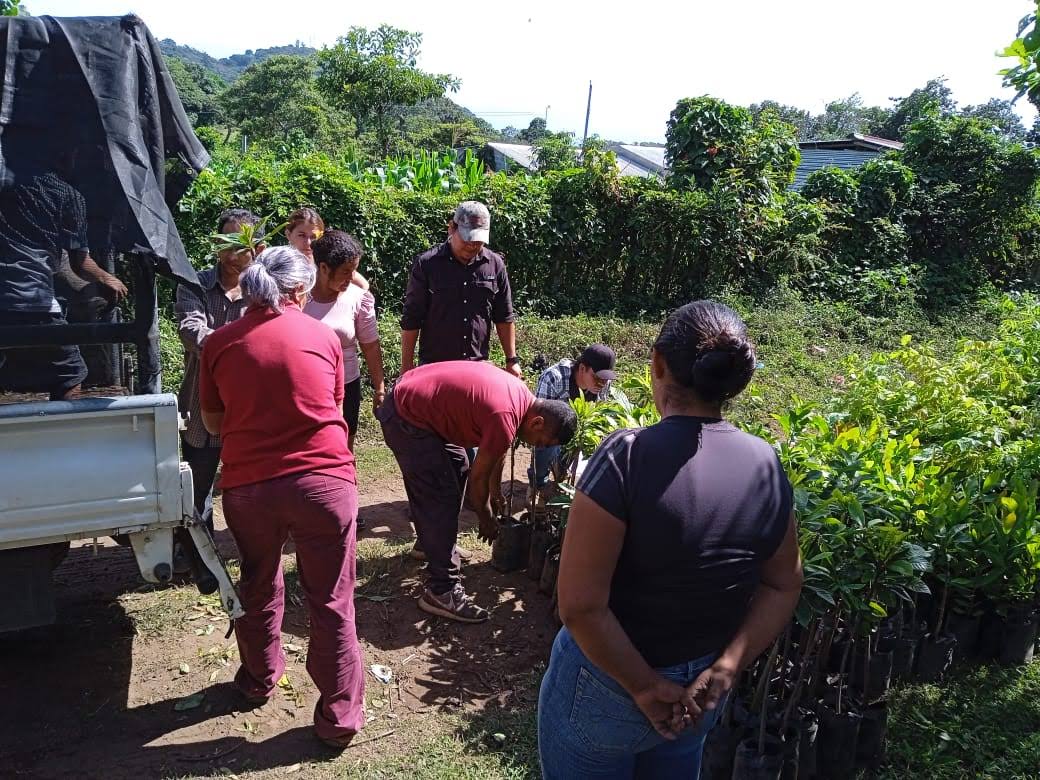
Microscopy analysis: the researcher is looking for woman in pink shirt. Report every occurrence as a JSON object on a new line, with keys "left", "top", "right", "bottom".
{"left": 199, "top": 246, "right": 364, "bottom": 749}
{"left": 284, "top": 206, "right": 369, "bottom": 292}
{"left": 303, "top": 230, "right": 386, "bottom": 451}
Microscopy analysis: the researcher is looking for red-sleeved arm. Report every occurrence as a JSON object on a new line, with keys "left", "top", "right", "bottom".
{"left": 198, "top": 339, "right": 225, "bottom": 413}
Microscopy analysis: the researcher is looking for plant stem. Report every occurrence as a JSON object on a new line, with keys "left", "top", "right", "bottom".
{"left": 756, "top": 637, "right": 782, "bottom": 755}
{"left": 781, "top": 618, "right": 821, "bottom": 732}
{"left": 836, "top": 617, "right": 860, "bottom": 717}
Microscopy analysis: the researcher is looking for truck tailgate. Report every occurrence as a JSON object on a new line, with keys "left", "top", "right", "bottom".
{"left": 0, "top": 394, "right": 184, "bottom": 549}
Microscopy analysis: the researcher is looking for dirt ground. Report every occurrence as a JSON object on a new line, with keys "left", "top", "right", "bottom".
{"left": 0, "top": 455, "right": 553, "bottom": 779}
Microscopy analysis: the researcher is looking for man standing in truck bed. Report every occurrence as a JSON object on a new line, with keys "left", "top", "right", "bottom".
{"left": 0, "top": 169, "right": 127, "bottom": 400}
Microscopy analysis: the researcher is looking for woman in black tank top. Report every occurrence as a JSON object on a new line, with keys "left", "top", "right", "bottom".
{"left": 537, "top": 300, "right": 803, "bottom": 779}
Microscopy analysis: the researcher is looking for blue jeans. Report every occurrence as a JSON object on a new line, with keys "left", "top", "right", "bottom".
{"left": 528, "top": 445, "right": 562, "bottom": 487}
{"left": 538, "top": 627, "right": 721, "bottom": 779}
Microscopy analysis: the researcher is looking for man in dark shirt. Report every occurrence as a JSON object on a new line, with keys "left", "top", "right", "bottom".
{"left": 0, "top": 171, "right": 127, "bottom": 399}
{"left": 399, "top": 201, "right": 521, "bottom": 379}
{"left": 377, "top": 361, "right": 576, "bottom": 623}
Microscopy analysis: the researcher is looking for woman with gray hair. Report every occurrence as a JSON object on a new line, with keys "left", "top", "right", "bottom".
{"left": 198, "top": 246, "right": 364, "bottom": 749}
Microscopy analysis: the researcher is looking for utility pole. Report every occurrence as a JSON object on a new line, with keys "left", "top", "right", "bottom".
{"left": 545, "top": 105, "right": 550, "bottom": 125}
{"left": 581, "top": 81, "right": 593, "bottom": 149}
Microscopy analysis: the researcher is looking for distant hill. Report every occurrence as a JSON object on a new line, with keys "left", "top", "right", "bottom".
{"left": 158, "top": 39, "right": 316, "bottom": 82}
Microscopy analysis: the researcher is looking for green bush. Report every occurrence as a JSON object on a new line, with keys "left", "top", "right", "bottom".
{"left": 172, "top": 99, "right": 1040, "bottom": 319}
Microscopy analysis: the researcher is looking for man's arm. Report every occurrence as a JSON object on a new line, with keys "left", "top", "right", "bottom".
{"left": 399, "top": 257, "right": 429, "bottom": 374}
{"left": 492, "top": 261, "right": 519, "bottom": 377}
{"left": 468, "top": 447, "right": 508, "bottom": 542}
{"left": 198, "top": 342, "right": 225, "bottom": 435}
{"left": 496, "top": 322, "right": 520, "bottom": 378}
{"left": 401, "top": 330, "right": 420, "bottom": 375}
{"left": 175, "top": 282, "right": 213, "bottom": 355}
{"left": 68, "top": 250, "right": 128, "bottom": 301}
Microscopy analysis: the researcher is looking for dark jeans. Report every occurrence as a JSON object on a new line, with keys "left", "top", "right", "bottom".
{"left": 181, "top": 436, "right": 221, "bottom": 531}
{"left": 343, "top": 377, "right": 362, "bottom": 438}
{"left": 377, "top": 391, "right": 469, "bottom": 594}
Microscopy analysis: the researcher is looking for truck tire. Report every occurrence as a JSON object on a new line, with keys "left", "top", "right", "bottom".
{"left": 48, "top": 541, "right": 71, "bottom": 569}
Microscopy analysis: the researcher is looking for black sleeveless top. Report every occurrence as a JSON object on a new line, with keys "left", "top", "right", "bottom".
{"left": 577, "top": 416, "right": 792, "bottom": 667}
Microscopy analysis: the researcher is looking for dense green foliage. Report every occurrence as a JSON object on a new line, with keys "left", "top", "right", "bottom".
{"left": 174, "top": 96, "right": 1040, "bottom": 318}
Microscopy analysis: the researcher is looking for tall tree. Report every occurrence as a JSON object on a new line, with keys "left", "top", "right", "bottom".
{"left": 960, "top": 98, "right": 1027, "bottom": 141}
{"left": 166, "top": 57, "right": 226, "bottom": 127}
{"left": 316, "top": 25, "right": 458, "bottom": 155}
{"left": 518, "top": 117, "right": 548, "bottom": 143}
{"left": 749, "top": 100, "right": 819, "bottom": 140}
{"left": 816, "top": 93, "right": 891, "bottom": 140}
{"left": 874, "top": 78, "right": 957, "bottom": 141}
{"left": 222, "top": 55, "right": 332, "bottom": 145}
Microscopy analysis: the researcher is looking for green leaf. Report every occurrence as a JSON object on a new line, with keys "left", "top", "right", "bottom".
{"left": 173, "top": 692, "right": 206, "bottom": 711}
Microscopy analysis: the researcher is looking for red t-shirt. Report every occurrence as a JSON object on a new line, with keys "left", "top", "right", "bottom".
{"left": 199, "top": 303, "right": 355, "bottom": 489}
{"left": 393, "top": 360, "right": 534, "bottom": 457}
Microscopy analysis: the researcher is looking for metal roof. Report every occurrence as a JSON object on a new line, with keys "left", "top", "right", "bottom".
{"left": 798, "top": 133, "right": 903, "bottom": 152}
{"left": 487, "top": 142, "right": 537, "bottom": 170}
{"left": 791, "top": 148, "right": 881, "bottom": 190}
{"left": 614, "top": 144, "right": 667, "bottom": 173}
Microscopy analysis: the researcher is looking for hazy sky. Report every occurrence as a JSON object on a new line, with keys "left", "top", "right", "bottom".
{"left": 34, "top": 0, "right": 1039, "bottom": 142}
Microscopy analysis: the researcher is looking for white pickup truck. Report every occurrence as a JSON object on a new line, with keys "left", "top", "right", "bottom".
{"left": 0, "top": 393, "right": 243, "bottom": 632}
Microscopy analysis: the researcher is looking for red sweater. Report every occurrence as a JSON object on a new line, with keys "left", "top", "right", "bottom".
{"left": 199, "top": 303, "right": 355, "bottom": 489}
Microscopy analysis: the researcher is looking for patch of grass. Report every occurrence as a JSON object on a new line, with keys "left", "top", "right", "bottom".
{"left": 119, "top": 583, "right": 203, "bottom": 637}
{"left": 881, "top": 660, "right": 1040, "bottom": 779}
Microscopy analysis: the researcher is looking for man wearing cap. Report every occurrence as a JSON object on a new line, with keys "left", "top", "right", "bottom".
{"left": 400, "top": 201, "right": 521, "bottom": 379}
{"left": 528, "top": 344, "right": 617, "bottom": 500}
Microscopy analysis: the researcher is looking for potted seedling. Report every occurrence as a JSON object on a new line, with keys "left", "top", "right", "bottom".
{"left": 491, "top": 443, "right": 533, "bottom": 572}
{"left": 209, "top": 215, "right": 286, "bottom": 258}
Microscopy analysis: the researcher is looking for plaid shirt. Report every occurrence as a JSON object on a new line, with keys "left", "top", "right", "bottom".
{"left": 535, "top": 359, "right": 611, "bottom": 403}
{"left": 175, "top": 265, "right": 248, "bottom": 448}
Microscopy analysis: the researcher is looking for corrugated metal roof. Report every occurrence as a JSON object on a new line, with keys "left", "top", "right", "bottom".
{"left": 487, "top": 142, "right": 537, "bottom": 170}
{"left": 791, "top": 148, "right": 881, "bottom": 190}
{"left": 614, "top": 155, "right": 660, "bottom": 178}
{"left": 616, "top": 144, "right": 667, "bottom": 172}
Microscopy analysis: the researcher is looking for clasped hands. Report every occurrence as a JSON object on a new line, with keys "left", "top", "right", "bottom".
{"left": 632, "top": 661, "right": 737, "bottom": 740}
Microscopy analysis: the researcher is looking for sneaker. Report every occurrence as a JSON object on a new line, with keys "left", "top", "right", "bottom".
{"left": 418, "top": 585, "right": 489, "bottom": 623}
{"left": 409, "top": 542, "right": 473, "bottom": 563}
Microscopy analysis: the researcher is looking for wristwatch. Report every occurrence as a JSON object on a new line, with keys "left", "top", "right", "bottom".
{"left": 505, "top": 356, "right": 522, "bottom": 367}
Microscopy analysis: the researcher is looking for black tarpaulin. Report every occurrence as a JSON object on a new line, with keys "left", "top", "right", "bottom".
{"left": 0, "top": 14, "right": 208, "bottom": 289}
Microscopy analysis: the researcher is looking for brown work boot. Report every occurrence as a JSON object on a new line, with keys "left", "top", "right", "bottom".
{"left": 418, "top": 585, "right": 489, "bottom": 623}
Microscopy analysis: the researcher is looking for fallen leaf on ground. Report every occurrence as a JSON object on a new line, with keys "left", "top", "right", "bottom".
{"left": 173, "top": 692, "right": 206, "bottom": 711}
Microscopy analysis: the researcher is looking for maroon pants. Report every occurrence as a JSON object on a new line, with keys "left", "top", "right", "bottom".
{"left": 223, "top": 472, "right": 364, "bottom": 740}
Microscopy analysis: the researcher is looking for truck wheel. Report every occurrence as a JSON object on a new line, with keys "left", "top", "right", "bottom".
{"left": 49, "top": 541, "right": 71, "bottom": 569}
